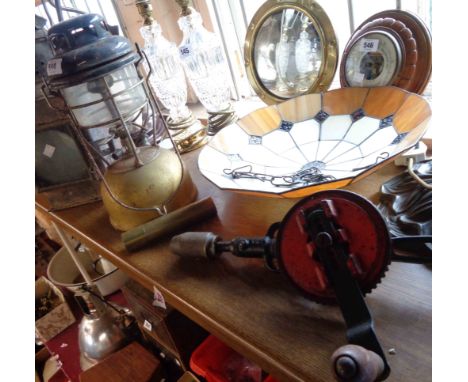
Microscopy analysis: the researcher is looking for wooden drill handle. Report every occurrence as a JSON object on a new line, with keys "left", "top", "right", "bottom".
{"left": 331, "top": 345, "right": 385, "bottom": 382}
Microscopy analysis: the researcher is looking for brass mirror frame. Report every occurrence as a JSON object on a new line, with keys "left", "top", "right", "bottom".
{"left": 244, "top": 0, "right": 338, "bottom": 105}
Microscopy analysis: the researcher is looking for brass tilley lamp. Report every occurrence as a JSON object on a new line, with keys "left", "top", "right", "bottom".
{"left": 44, "top": 14, "right": 197, "bottom": 231}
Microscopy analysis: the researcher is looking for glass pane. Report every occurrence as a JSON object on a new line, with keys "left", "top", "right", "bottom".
{"left": 63, "top": 64, "right": 146, "bottom": 128}
{"left": 35, "top": 0, "right": 123, "bottom": 34}
{"left": 344, "top": 32, "right": 402, "bottom": 87}
{"left": 352, "top": 0, "right": 397, "bottom": 29}
{"left": 109, "top": 64, "right": 141, "bottom": 94}
{"left": 401, "top": 0, "right": 432, "bottom": 32}
{"left": 319, "top": 0, "right": 351, "bottom": 89}
{"left": 62, "top": 81, "right": 103, "bottom": 108}
{"left": 242, "top": 0, "right": 268, "bottom": 24}
{"left": 110, "top": 65, "right": 147, "bottom": 117}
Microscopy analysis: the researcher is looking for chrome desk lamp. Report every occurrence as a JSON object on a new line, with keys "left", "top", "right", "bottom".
{"left": 52, "top": 223, "right": 134, "bottom": 371}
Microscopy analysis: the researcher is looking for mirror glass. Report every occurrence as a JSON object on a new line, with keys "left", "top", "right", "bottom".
{"left": 253, "top": 9, "right": 323, "bottom": 99}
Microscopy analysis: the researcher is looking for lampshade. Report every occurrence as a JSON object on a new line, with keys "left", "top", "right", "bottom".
{"left": 45, "top": 14, "right": 197, "bottom": 231}
{"left": 198, "top": 86, "right": 431, "bottom": 198}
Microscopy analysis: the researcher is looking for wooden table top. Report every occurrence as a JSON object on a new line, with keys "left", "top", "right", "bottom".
{"left": 79, "top": 342, "right": 161, "bottom": 382}
{"left": 36, "top": 149, "right": 432, "bottom": 382}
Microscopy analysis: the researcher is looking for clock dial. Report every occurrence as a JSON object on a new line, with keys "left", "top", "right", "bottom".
{"left": 344, "top": 32, "right": 402, "bottom": 87}
{"left": 340, "top": 10, "right": 431, "bottom": 94}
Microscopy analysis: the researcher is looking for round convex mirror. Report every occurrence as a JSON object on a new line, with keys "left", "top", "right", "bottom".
{"left": 245, "top": 0, "right": 338, "bottom": 105}
{"left": 253, "top": 10, "right": 323, "bottom": 98}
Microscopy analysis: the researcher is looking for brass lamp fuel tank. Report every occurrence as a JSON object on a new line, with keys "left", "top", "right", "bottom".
{"left": 101, "top": 146, "right": 197, "bottom": 231}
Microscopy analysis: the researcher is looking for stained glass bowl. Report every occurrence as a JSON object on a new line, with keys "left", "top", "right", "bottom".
{"left": 198, "top": 87, "right": 431, "bottom": 198}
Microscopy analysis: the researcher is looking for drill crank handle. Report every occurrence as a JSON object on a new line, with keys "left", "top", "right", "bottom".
{"left": 305, "top": 207, "right": 390, "bottom": 381}
{"left": 391, "top": 235, "right": 432, "bottom": 264}
{"left": 332, "top": 344, "right": 385, "bottom": 382}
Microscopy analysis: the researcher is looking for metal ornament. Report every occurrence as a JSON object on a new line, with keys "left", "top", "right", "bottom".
{"left": 244, "top": 0, "right": 338, "bottom": 105}
{"left": 51, "top": 224, "right": 134, "bottom": 372}
{"left": 378, "top": 160, "right": 432, "bottom": 237}
{"left": 77, "top": 289, "right": 129, "bottom": 370}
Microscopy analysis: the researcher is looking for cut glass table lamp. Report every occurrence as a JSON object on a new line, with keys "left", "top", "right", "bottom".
{"left": 175, "top": 0, "right": 237, "bottom": 135}
{"left": 136, "top": 0, "right": 207, "bottom": 153}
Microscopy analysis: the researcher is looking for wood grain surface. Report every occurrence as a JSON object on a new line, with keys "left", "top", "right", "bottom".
{"left": 79, "top": 342, "right": 161, "bottom": 382}
{"left": 36, "top": 149, "right": 432, "bottom": 382}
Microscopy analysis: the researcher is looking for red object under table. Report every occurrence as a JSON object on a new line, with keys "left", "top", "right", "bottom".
{"left": 190, "top": 334, "right": 274, "bottom": 382}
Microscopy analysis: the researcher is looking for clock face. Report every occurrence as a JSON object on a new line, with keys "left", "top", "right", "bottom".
{"left": 344, "top": 32, "right": 402, "bottom": 87}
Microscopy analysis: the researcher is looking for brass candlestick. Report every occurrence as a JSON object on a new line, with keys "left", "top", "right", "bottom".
{"left": 175, "top": 0, "right": 192, "bottom": 16}
{"left": 135, "top": 0, "right": 154, "bottom": 25}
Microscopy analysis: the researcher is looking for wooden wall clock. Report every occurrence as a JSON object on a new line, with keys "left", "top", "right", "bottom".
{"left": 340, "top": 10, "right": 432, "bottom": 94}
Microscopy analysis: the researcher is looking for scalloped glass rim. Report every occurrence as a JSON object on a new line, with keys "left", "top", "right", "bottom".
{"left": 198, "top": 86, "right": 431, "bottom": 198}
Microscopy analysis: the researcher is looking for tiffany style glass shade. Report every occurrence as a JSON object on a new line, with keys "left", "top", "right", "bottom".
{"left": 198, "top": 87, "right": 431, "bottom": 198}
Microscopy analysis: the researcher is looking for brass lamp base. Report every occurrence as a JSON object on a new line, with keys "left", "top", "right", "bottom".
{"left": 101, "top": 146, "right": 197, "bottom": 231}
{"left": 207, "top": 104, "right": 238, "bottom": 135}
{"left": 167, "top": 114, "right": 209, "bottom": 153}
{"left": 173, "top": 124, "right": 210, "bottom": 153}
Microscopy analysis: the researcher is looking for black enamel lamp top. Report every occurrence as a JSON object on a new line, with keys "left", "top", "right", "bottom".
{"left": 46, "top": 14, "right": 138, "bottom": 89}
